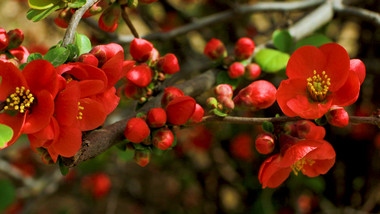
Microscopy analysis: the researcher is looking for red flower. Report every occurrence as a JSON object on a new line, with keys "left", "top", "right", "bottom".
{"left": 166, "top": 96, "right": 196, "bottom": 125}
{"left": 277, "top": 43, "right": 361, "bottom": 119}
{"left": 125, "top": 117, "right": 150, "bottom": 143}
{"left": 234, "top": 37, "right": 255, "bottom": 60}
{"left": 0, "top": 60, "right": 57, "bottom": 148}
{"left": 259, "top": 139, "right": 336, "bottom": 188}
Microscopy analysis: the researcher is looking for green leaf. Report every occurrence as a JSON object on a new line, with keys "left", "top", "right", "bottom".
{"left": 216, "top": 71, "right": 239, "bottom": 90}
{"left": 262, "top": 121, "right": 274, "bottom": 133}
{"left": 0, "top": 124, "right": 13, "bottom": 148}
{"left": 43, "top": 47, "right": 70, "bottom": 67}
{"left": 27, "top": 53, "right": 43, "bottom": 63}
{"left": 68, "top": 0, "right": 86, "bottom": 8}
{"left": 0, "top": 179, "right": 16, "bottom": 211}
{"left": 255, "top": 49, "right": 290, "bottom": 73}
{"left": 28, "top": 0, "right": 60, "bottom": 9}
{"left": 314, "top": 115, "right": 327, "bottom": 126}
{"left": 66, "top": 44, "right": 79, "bottom": 62}
{"left": 295, "top": 33, "right": 333, "bottom": 49}
{"left": 58, "top": 158, "right": 69, "bottom": 176}
{"left": 211, "top": 109, "right": 228, "bottom": 117}
{"left": 27, "top": 4, "right": 61, "bottom": 22}
{"left": 272, "top": 29, "right": 293, "bottom": 53}
{"left": 75, "top": 33, "right": 92, "bottom": 56}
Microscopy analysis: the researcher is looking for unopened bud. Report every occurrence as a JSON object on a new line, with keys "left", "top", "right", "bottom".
{"left": 234, "top": 37, "right": 255, "bottom": 60}
{"left": 0, "top": 28, "right": 9, "bottom": 51}
{"left": 245, "top": 63, "right": 261, "bottom": 80}
{"left": 153, "top": 128, "right": 175, "bottom": 150}
{"left": 134, "top": 150, "right": 151, "bottom": 167}
{"left": 326, "top": 107, "right": 349, "bottom": 127}
{"left": 228, "top": 62, "right": 245, "bottom": 79}
{"left": 204, "top": 38, "right": 227, "bottom": 60}
{"left": 206, "top": 97, "right": 218, "bottom": 109}
{"left": 7, "top": 29, "right": 24, "bottom": 50}
{"left": 78, "top": 53, "right": 99, "bottom": 67}
{"left": 255, "top": 133, "right": 275, "bottom": 155}
{"left": 214, "top": 84, "right": 233, "bottom": 99}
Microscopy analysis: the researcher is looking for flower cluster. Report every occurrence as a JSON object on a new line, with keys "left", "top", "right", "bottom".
{"left": 258, "top": 121, "right": 336, "bottom": 188}
{"left": 206, "top": 84, "right": 235, "bottom": 115}
{"left": 204, "top": 37, "right": 260, "bottom": 80}
{"left": 0, "top": 27, "right": 29, "bottom": 66}
{"left": 124, "top": 87, "right": 204, "bottom": 166}
{"left": 122, "top": 38, "right": 180, "bottom": 102}
{"left": 0, "top": 41, "right": 130, "bottom": 163}
{"left": 277, "top": 43, "right": 365, "bottom": 120}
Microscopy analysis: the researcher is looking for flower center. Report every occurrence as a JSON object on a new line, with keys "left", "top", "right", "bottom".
{"left": 3, "top": 86, "right": 35, "bottom": 113}
{"left": 77, "top": 102, "right": 84, "bottom": 120}
{"left": 307, "top": 70, "right": 331, "bottom": 102}
{"left": 290, "top": 158, "right": 315, "bottom": 176}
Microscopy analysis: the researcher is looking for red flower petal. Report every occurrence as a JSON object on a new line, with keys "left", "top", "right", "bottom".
{"left": 23, "top": 90, "right": 54, "bottom": 134}
{"left": 258, "top": 154, "right": 291, "bottom": 188}
{"left": 28, "top": 118, "right": 59, "bottom": 148}
{"left": 0, "top": 113, "right": 25, "bottom": 148}
{"left": 287, "top": 94, "right": 332, "bottom": 119}
{"left": 22, "top": 59, "right": 58, "bottom": 96}
{"left": 78, "top": 80, "right": 105, "bottom": 98}
{"left": 78, "top": 98, "right": 107, "bottom": 131}
{"left": 52, "top": 124, "right": 82, "bottom": 158}
{"left": 101, "top": 51, "right": 124, "bottom": 87}
{"left": 332, "top": 69, "right": 360, "bottom": 107}
{"left": 166, "top": 96, "right": 196, "bottom": 125}
{"left": 276, "top": 79, "right": 304, "bottom": 117}
{"left": 55, "top": 83, "right": 80, "bottom": 126}
{"left": 280, "top": 140, "right": 319, "bottom": 167}
{"left": 94, "top": 87, "right": 120, "bottom": 115}
{"left": 0, "top": 61, "right": 26, "bottom": 100}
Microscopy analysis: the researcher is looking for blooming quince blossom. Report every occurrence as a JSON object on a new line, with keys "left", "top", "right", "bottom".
{"left": 0, "top": 60, "right": 58, "bottom": 148}
{"left": 277, "top": 43, "right": 361, "bottom": 119}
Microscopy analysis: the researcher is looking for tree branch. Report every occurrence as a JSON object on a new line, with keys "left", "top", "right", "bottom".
{"left": 62, "top": 0, "right": 99, "bottom": 47}
{"left": 121, "top": 5, "right": 140, "bottom": 38}
{"left": 333, "top": 0, "right": 380, "bottom": 27}
{"left": 115, "top": 0, "right": 326, "bottom": 44}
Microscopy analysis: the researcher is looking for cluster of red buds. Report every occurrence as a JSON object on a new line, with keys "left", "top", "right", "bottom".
{"left": 122, "top": 38, "right": 180, "bottom": 103}
{"left": 54, "top": 0, "right": 158, "bottom": 32}
{"left": 0, "top": 27, "right": 28, "bottom": 66}
{"left": 204, "top": 37, "right": 260, "bottom": 80}
{"left": 124, "top": 87, "right": 204, "bottom": 166}
{"left": 206, "top": 84, "right": 234, "bottom": 116}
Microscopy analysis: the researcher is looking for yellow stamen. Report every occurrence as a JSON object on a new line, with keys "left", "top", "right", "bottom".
{"left": 3, "top": 86, "right": 35, "bottom": 113}
{"left": 307, "top": 70, "right": 330, "bottom": 102}
{"left": 291, "top": 158, "right": 316, "bottom": 176}
{"left": 77, "top": 102, "right": 84, "bottom": 120}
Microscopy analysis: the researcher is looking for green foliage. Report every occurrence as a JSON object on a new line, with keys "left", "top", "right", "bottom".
{"left": 0, "top": 124, "right": 13, "bottom": 148}
{"left": 74, "top": 33, "right": 92, "bottom": 56}
{"left": 262, "top": 121, "right": 274, "bottom": 133}
{"left": 0, "top": 179, "right": 16, "bottom": 211}
{"left": 27, "top": 53, "right": 43, "bottom": 63}
{"left": 28, "top": 0, "right": 60, "bottom": 9}
{"left": 27, "top": 3, "right": 62, "bottom": 22}
{"left": 43, "top": 46, "right": 70, "bottom": 67}
{"left": 66, "top": 44, "right": 79, "bottom": 62}
{"left": 255, "top": 49, "right": 290, "bottom": 73}
{"left": 210, "top": 109, "right": 228, "bottom": 117}
{"left": 295, "top": 33, "right": 333, "bottom": 49}
{"left": 216, "top": 71, "right": 239, "bottom": 90}
{"left": 68, "top": 0, "right": 86, "bottom": 8}
{"left": 272, "top": 29, "right": 293, "bottom": 53}
{"left": 58, "top": 157, "right": 69, "bottom": 176}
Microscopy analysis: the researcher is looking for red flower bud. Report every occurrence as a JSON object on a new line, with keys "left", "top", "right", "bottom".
{"left": 214, "top": 84, "right": 233, "bottom": 98}
{"left": 153, "top": 128, "right": 175, "bottom": 150}
{"left": 233, "top": 80, "right": 276, "bottom": 111}
{"left": 230, "top": 133, "right": 254, "bottom": 161}
{"left": 255, "top": 133, "right": 275, "bottom": 155}
{"left": 125, "top": 117, "right": 150, "bottom": 143}
{"left": 326, "top": 107, "right": 349, "bottom": 127}
{"left": 187, "top": 103, "right": 204, "bottom": 125}
{"left": 234, "top": 37, "right": 255, "bottom": 60}
{"left": 130, "top": 38, "right": 154, "bottom": 62}
{"left": 54, "top": 8, "right": 73, "bottom": 28}
{"left": 204, "top": 38, "right": 227, "bottom": 60}
{"left": 228, "top": 62, "right": 245, "bottom": 79}
{"left": 147, "top": 107, "right": 167, "bottom": 128}
{"left": 245, "top": 63, "right": 261, "bottom": 80}
{"left": 123, "top": 80, "right": 143, "bottom": 99}
{"left": 166, "top": 96, "right": 196, "bottom": 125}
{"left": 78, "top": 53, "right": 99, "bottom": 67}
{"left": 206, "top": 97, "right": 218, "bottom": 109}
{"left": 98, "top": 3, "right": 121, "bottom": 32}
{"left": 81, "top": 173, "right": 111, "bottom": 199}
{"left": 156, "top": 53, "right": 180, "bottom": 74}
{"left": 134, "top": 150, "right": 151, "bottom": 167}
{"left": 350, "top": 59, "right": 365, "bottom": 85}
{"left": 9, "top": 46, "right": 29, "bottom": 64}
{"left": 0, "top": 28, "right": 9, "bottom": 51}
{"left": 161, "top": 87, "right": 184, "bottom": 108}
{"left": 90, "top": 43, "right": 124, "bottom": 66}
{"left": 126, "top": 64, "right": 153, "bottom": 87}
{"left": 149, "top": 48, "right": 160, "bottom": 62}
{"left": 218, "top": 96, "right": 235, "bottom": 111}
{"left": 7, "top": 29, "right": 23, "bottom": 50}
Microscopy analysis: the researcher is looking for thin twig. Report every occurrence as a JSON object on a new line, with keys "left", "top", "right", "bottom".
{"left": 62, "top": 0, "right": 99, "bottom": 47}
{"left": 121, "top": 5, "right": 140, "bottom": 38}
{"left": 115, "top": 0, "right": 326, "bottom": 43}
{"left": 333, "top": 0, "right": 380, "bottom": 27}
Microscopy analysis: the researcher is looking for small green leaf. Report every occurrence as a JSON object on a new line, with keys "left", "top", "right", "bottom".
{"left": 43, "top": 47, "right": 70, "bottom": 67}
{"left": 58, "top": 158, "right": 69, "bottom": 176}
{"left": 211, "top": 109, "right": 228, "bottom": 117}
{"left": 27, "top": 4, "right": 61, "bottom": 22}
{"left": 27, "top": 53, "right": 43, "bottom": 63}
{"left": 19, "top": 63, "right": 27, "bottom": 70}
{"left": 295, "top": 33, "right": 333, "bottom": 49}
{"left": 262, "top": 121, "right": 274, "bottom": 133}
{"left": 0, "top": 124, "right": 13, "bottom": 148}
{"left": 75, "top": 33, "right": 92, "bottom": 56}
{"left": 255, "top": 49, "right": 290, "bottom": 73}
{"left": 136, "top": 112, "right": 146, "bottom": 118}
{"left": 216, "top": 71, "right": 239, "bottom": 90}
{"left": 28, "top": 0, "right": 60, "bottom": 9}
{"left": 272, "top": 29, "right": 293, "bottom": 53}
{"left": 0, "top": 179, "right": 16, "bottom": 211}
{"left": 315, "top": 115, "right": 328, "bottom": 126}
{"left": 68, "top": 0, "right": 86, "bottom": 8}
{"left": 66, "top": 44, "right": 79, "bottom": 62}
